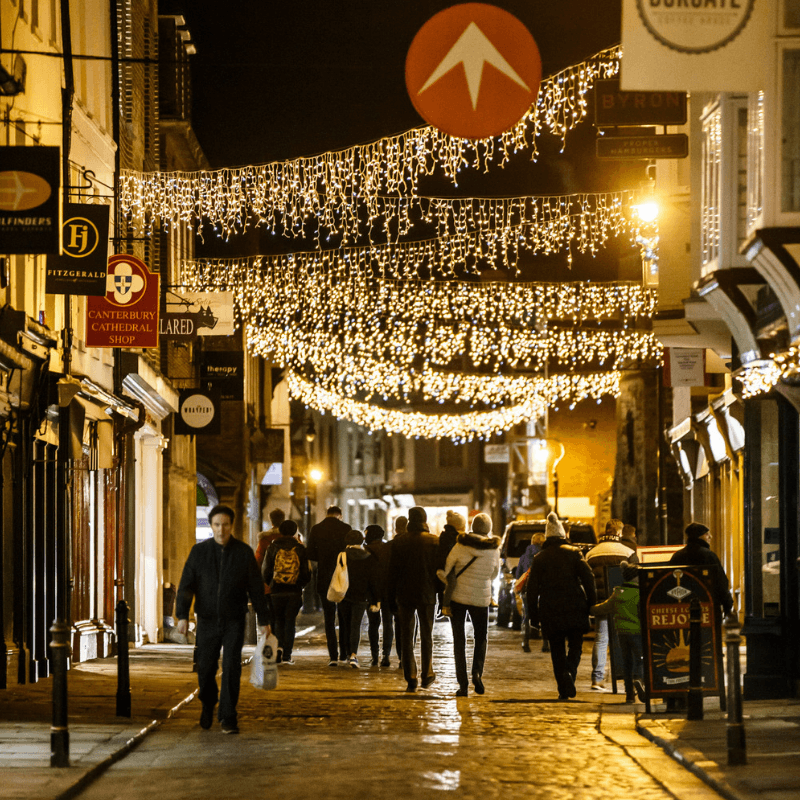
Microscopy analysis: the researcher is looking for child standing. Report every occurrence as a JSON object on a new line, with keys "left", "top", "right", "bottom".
{"left": 590, "top": 560, "right": 646, "bottom": 703}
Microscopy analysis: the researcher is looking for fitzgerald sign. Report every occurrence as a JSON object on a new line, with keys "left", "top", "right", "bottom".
{"left": 86, "top": 254, "right": 159, "bottom": 348}
{"left": 46, "top": 203, "right": 110, "bottom": 295}
{"left": 0, "top": 146, "right": 60, "bottom": 254}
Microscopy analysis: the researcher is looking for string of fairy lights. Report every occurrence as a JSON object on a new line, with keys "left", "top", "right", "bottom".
{"left": 119, "top": 46, "right": 622, "bottom": 240}
{"left": 286, "top": 371, "right": 622, "bottom": 442}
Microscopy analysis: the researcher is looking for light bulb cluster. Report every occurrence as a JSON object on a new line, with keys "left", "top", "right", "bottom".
{"left": 119, "top": 47, "right": 622, "bottom": 239}
{"left": 737, "top": 354, "right": 793, "bottom": 398}
{"left": 286, "top": 370, "right": 621, "bottom": 441}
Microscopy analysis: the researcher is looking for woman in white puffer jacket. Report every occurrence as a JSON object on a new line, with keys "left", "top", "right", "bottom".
{"left": 443, "top": 513, "right": 500, "bottom": 697}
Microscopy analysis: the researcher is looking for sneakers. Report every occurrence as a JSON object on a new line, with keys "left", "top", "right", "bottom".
{"left": 328, "top": 659, "right": 339, "bottom": 667}
{"left": 380, "top": 656, "right": 391, "bottom": 668}
{"left": 591, "top": 682, "right": 607, "bottom": 691}
{"left": 281, "top": 658, "right": 295, "bottom": 665}
{"left": 199, "top": 704, "right": 214, "bottom": 730}
{"left": 348, "top": 655, "right": 359, "bottom": 668}
{"left": 220, "top": 720, "right": 239, "bottom": 735}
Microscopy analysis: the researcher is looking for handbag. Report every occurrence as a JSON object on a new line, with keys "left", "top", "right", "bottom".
{"left": 326, "top": 551, "right": 349, "bottom": 602}
{"left": 440, "top": 555, "right": 478, "bottom": 610}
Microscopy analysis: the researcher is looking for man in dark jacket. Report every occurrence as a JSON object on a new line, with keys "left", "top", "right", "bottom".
{"left": 306, "top": 505, "right": 351, "bottom": 665}
{"left": 669, "top": 522, "right": 734, "bottom": 615}
{"left": 340, "top": 529, "right": 381, "bottom": 667}
{"left": 365, "top": 524, "right": 394, "bottom": 667}
{"left": 176, "top": 505, "right": 272, "bottom": 734}
{"left": 387, "top": 506, "right": 440, "bottom": 692}
{"left": 263, "top": 519, "right": 311, "bottom": 664}
{"left": 526, "top": 513, "right": 597, "bottom": 701}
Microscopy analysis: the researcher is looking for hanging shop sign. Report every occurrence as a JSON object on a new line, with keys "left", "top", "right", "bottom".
{"left": 160, "top": 289, "right": 235, "bottom": 340}
{"left": 45, "top": 203, "right": 110, "bottom": 295}
{"left": 621, "top": 0, "right": 770, "bottom": 91}
{"left": 664, "top": 348, "right": 707, "bottom": 387}
{"left": 594, "top": 80, "right": 687, "bottom": 127}
{"left": 201, "top": 350, "right": 244, "bottom": 401}
{"left": 0, "top": 146, "right": 60, "bottom": 254}
{"left": 85, "top": 254, "right": 159, "bottom": 348}
{"left": 405, "top": 3, "right": 541, "bottom": 140}
{"left": 596, "top": 133, "right": 688, "bottom": 159}
{"left": 174, "top": 388, "right": 221, "bottom": 436}
{"left": 639, "top": 565, "right": 723, "bottom": 700}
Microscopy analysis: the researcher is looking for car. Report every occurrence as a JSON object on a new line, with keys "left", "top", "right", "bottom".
{"left": 495, "top": 519, "right": 597, "bottom": 628}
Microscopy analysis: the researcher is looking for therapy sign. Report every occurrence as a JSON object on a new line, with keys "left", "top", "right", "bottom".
{"left": 86, "top": 254, "right": 159, "bottom": 348}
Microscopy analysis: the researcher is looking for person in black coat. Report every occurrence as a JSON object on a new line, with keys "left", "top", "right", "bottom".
{"left": 387, "top": 506, "right": 441, "bottom": 692}
{"left": 669, "top": 522, "right": 734, "bottom": 615}
{"left": 339, "top": 529, "right": 381, "bottom": 667}
{"left": 526, "top": 513, "right": 597, "bottom": 700}
{"left": 365, "top": 524, "right": 395, "bottom": 667}
{"left": 306, "top": 505, "right": 351, "bottom": 665}
{"left": 176, "top": 504, "right": 272, "bottom": 734}
{"left": 263, "top": 519, "right": 311, "bottom": 664}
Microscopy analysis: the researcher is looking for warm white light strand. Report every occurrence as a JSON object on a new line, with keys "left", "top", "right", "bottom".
{"left": 120, "top": 47, "right": 622, "bottom": 239}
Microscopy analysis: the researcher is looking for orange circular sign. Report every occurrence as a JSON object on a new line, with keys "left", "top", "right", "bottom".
{"left": 405, "top": 3, "right": 541, "bottom": 140}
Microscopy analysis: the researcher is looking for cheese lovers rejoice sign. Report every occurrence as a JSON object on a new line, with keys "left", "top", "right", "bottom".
{"left": 86, "top": 254, "right": 159, "bottom": 348}
{"left": 405, "top": 3, "right": 541, "bottom": 140}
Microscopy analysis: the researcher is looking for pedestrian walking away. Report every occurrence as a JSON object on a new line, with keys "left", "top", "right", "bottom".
{"left": 306, "top": 505, "right": 351, "bottom": 665}
{"left": 255, "top": 507, "right": 286, "bottom": 567}
{"left": 585, "top": 518, "right": 634, "bottom": 690}
{"left": 339, "top": 529, "right": 381, "bottom": 668}
{"left": 365, "top": 524, "right": 395, "bottom": 667}
{"left": 526, "top": 512, "right": 597, "bottom": 701}
{"left": 591, "top": 560, "right": 645, "bottom": 704}
{"left": 441, "top": 512, "right": 500, "bottom": 697}
{"left": 175, "top": 504, "right": 272, "bottom": 734}
{"left": 388, "top": 506, "right": 440, "bottom": 692}
{"left": 262, "top": 518, "right": 311, "bottom": 664}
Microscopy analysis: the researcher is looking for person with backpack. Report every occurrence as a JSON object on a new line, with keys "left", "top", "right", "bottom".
{"left": 263, "top": 519, "right": 311, "bottom": 664}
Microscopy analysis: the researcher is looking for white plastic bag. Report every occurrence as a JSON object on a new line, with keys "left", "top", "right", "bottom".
{"left": 250, "top": 631, "right": 279, "bottom": 690}
{"left": 326, "top": 551, "right": 349, "bottom": 602}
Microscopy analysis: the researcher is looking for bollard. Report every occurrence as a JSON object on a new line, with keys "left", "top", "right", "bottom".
{"left": 50, "top": 619, "right": 71, "bottom": 767}
{"left": 725, "top": 614, "right": 747, "bottom": 765}
{"left": 116, "top": 599, "right": 131, "bottom": 717}
{"left": 687, "top": 596, "right": 703, "bottom": 720}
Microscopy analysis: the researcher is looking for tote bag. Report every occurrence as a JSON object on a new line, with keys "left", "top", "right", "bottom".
{"left": 326, "top": 551, "right": 349, "bottom": 602}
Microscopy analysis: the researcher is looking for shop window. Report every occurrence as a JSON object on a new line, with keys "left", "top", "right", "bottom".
{"left": 701, "top": 106, "right": 722, "bottom": 267}
{"left": 754, "top": 399, "right": 781, "bottom": 617}
{"left": 747, "top": 92, "right": 764, "bottom": 232}
{"left": 782, "top": 49, "right": 800, "bottom": 213}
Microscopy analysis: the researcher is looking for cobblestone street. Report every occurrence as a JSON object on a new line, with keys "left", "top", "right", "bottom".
{"left": 73, "top": 615, "right": 718, "bottom": 800}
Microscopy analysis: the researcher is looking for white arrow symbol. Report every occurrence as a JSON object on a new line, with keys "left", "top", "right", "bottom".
{"left": 418, "top": 21, "right": 530, "bottom": 110}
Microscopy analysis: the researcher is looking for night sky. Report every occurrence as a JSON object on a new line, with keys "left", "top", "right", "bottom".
{"left": 165, "top": 1, "right": 643, "bottom": 279}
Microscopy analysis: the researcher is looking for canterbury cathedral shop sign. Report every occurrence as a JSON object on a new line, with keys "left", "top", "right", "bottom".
{"left": 85, "top": 254, "right": 160, "bottom": 348}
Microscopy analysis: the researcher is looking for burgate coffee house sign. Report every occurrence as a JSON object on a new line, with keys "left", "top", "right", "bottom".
{"left": 637, "top": 0, "right": 756, "bottom": 54}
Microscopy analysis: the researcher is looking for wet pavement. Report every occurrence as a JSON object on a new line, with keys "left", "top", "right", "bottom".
{"left": 1, "top": 611, "right": 795, "bottom": 799}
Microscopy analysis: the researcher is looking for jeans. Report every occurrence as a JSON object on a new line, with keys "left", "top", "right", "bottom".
{"left": 195, "top": 616, "right": 246, "bottom": 724}
{"left": 547, "top": 629, "right": 584, "bottom": 697}
{"left": 397, "top": 603, "right": 435, "bottom": 683}
{"left": 271, "top": 592, "right": 303, "bottom": 660}
{"left": 591, "top": 615, "right": 609, "bottom": 682}
{"left": 449, "top": 601, "right": 488, "bottom": 691}
{"left": 617, "top": 631, "right": 644, "bottom": 695}
{"left": 321, "top": 596, "right": 347, "bottom": 661}
{"left": 367, "top": 604, "right": 394, "bottom": 660}
{"left": 339, "top": 600, "right": 369, "bottom": 657}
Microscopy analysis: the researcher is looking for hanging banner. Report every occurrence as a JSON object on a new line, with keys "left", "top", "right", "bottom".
{"left": 201, "top": 350, "right": 244, "bottom": 401}
{"left": 45, "top": 203, "right": 110, "bottom": 295}
{"left": 621, "top": 0, "right": 772, "bottom": 91}
{"left": 639, "top": 565, "right": 723, "bottom": 700}
{"left": 0, "top": 146, "right": 60, "bottom": 254}
{"left": 86, "top": 254, "right": 159, "bottom": 348}
{"left": 160, "top": 290, "right": 235, "bottom": 340}
{"left": 174, "top": 388, "right": 221, "bottom": 436}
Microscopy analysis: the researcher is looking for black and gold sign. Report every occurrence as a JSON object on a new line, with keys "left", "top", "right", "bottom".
{"left": 46, "top": 203, "right": 110, "bottom": 295}
{"left": 640, "top": 565, "right": 721, "bottom": 698}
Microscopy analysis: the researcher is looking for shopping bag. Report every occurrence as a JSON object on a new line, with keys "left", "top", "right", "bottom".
{"left": 326, "top": 551, "right": 349, "bottom": 602}
{"left": 250, "top": 631, "right": 279, "bottom": 690}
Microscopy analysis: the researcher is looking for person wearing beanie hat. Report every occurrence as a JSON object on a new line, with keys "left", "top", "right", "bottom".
{"left": 339, "top": 530, "right": 380, "bottom": 668}
{"left": 526, "top": 521, "right": 596, "bottom": 701}
{"left": 545, "top": 511, "right": 566, "bottom": 539}
{"left": 669, "top": 522, "right": 733, "bottom": 616}
{"left": 388, "top": 506, "right": 440, "bottom": 692}
{"left": 446, "top": 510, "right": 467, "bottom": 533}
{"left": 306, "top": 506, "right": 352, "bottom": 665}
{"left": 364, "top": 525, "right": 395, "bottom": 667}
{"left": 263, "top": 518, "right": 312, "bottom": 665}
{"left": 590, "top": 561, "right": 645, "bottom": 704}
{"left": 585, "top": 519, "right": 635, "bottom": 690}
{"left": 437, "top": 511, "right": 467, "bottom": 602}
{"left": 441, "top": 511, "right": 500, "bottom": 696}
